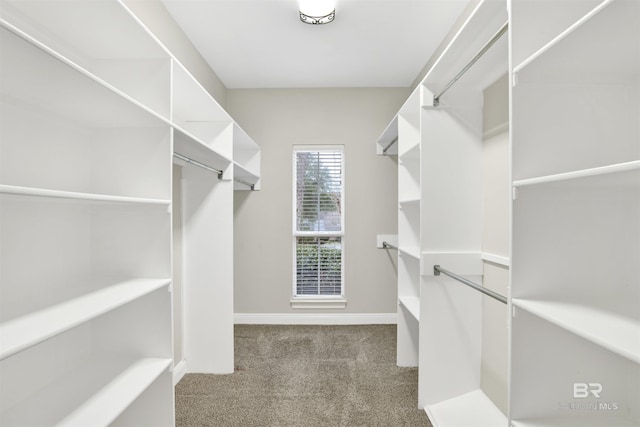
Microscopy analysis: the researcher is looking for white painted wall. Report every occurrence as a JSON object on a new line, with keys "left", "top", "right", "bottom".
{"left": 123, "top": 0, "right": 228, "bottom": 107}
{"left": 228, "top": 88, "right": 408, "bottom": 316}
{"left": 480, "top": 74, "right": 509, "bottom": 414}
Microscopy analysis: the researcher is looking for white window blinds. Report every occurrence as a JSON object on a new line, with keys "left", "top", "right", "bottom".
{"left": 293, "top": 147, "right": 344, "bottom": 297}
{"left": 295, "top": 150, "right": 343, "bottom": 233}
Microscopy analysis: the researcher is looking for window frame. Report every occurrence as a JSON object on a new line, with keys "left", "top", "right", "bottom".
{"left": 291, "top": 145, "right": 346, "bottom": 308}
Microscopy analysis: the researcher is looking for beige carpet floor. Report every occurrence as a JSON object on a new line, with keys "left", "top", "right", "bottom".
{"left": 175, "top": 324, "right": 432, "bottom": 427}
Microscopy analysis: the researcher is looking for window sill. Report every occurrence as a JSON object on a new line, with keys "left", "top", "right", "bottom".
{"left": 290, "top": 298, "right": 347, "bottom": 309}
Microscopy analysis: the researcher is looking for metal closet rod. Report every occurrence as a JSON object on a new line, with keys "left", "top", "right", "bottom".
{"left": 433, "top": 21, "right": 508, "bottom": 107}
{"left": 173, "top": 152, "right": 223, "bottom": 180}
{"left": 433, "top": 265, "right": 507, "bottom": 304}
{"left": 234, "top": 177, "right": 255, "bottom": 191}
{"left": 382, "top": 137, "right": 398, "bottom": 155}
{"left": 382, "top": 241, "right": 398, "bottom": 250}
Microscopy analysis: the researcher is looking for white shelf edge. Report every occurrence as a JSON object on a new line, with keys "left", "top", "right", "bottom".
{"left": 512, "top": 0, "right": 614, "bottom": 75}
{"left": 173, "top": 125, "right": 233, "bottom": 164}
{"left": 399, "top": 198, "right": 420, "bottom": 206}
{"left": 513, "top": 160, "right": 640, "bottom": 188}
{"left": 481, "top": 252, "right": 510, "bottom": 268}
{"left": 233, "top": 160, "right": 260, "bottom": 183}
{"left": 0, "top": 278, "right": 171, "bottom": 360}
{"left": 376, "top": 115, "right": 398, "bottom": 155}
{"left": 424, "top": 389, "right": 507, "bottom": 427}
{"left": 0, "top": 18, "right": 171, "bottom": 126}
{"left": 398, "top": 296, "right": 420, "bottom": 322}
{"left": 398, "top": 142, "right": 420, "bottom": 161}
{"left": 510, "top": 416, "right": 639, "bottom": 427}
{"left": 0, "top": 185, "right": 170, "bottom": 206}
{"left": 58, "top": 358, "right": 172, "bottom": 427}
{"left": 399, "top": 246, "right": 421, "bottom": 260}
{"left": 512, "top": 298, "right": 640, "bottom": 364}
{"left": 1, "top": 357, "right": 172, "bottom": 427}
{"left": 233, "top": 122, "right": 259, "bottom": 151}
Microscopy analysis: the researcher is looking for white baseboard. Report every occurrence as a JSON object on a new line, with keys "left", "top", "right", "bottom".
{"left": 173, "top": 359, "right": 187, "bottom": 385}
{"left": 234, "top": 312, "right": 397, "bottom": 325}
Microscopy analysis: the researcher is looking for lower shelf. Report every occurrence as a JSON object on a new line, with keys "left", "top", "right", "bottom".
{"left": 511, "top": 417, "right": 639, "bottom": 427}
{"left": 0, "top": 357, "right": 172, "bottom": 427}
{"left": 425, "top": 389, "right": 506, "bottom": 427}
{"left": 399, "top": 296, "right": 420, "bottom": 322}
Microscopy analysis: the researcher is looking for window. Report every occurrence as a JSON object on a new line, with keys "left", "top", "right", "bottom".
{"left": 292, "top": 146, "right": 345, "bottom": 306}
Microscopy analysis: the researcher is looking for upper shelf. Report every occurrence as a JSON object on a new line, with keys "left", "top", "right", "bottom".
{"left": 233, "top": 123, "right": 261, "bottom": 189}
{"left": 0, "top": 0, "right": 172, "bottom": 118}
{"left": 0, "top": 0, "right": 169, "bottom": 62}
{"left": 513, "top": 0, "right": 639, "bottom": 83}
{"left": 0, "top": 24, "right": 167, "bottom": 129}
{"left": 1, "top": 0, "right": 261, "bottom": 185}
{"left": 421, "top": 0, "right": 508, "bottom": 98}
{"left": 376, "top": 115, "right": 398, "bottom": 156}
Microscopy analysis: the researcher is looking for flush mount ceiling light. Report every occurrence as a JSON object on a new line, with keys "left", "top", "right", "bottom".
{"left": 299, "top": 0, "right": 336, "bottom": 25}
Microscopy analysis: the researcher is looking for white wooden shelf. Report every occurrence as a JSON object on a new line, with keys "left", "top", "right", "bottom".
{"left": 232, "top": 123, "right": 260, "bottom": 175}
{"left": 399, "top": 246, "right": 421, "bottom": 260}
{"left": 0, "top": 278, "right": 171, "bottom": 360}
{"left": 376, "top": 115, "right": 398, "bottom": 155}
{"left": 233, "top": 161, "right": 260, "bottom": 188}
{"left": 399, "top": 198, "right": 420, "bottom": 206}
{"left": 0, "top": 185, "right": 170, "bottom": 206}
{"left": 513, "top": 161, "right": 640, "bottom": 189}
{"left": 399, "top": 143, "right": 420, "bottom": 162}
{"left": 422, "top": 0, "right": 507, "bottom": 95}
{"left": 399, "top": 296, "right": 420, "bottom": 322}
{"left": 511, "top": 417, "right": 639, "bottom": 427}
{"left": 513, "top": 298, "right": 640, "bottom": 364}
{"left": 0, "top": 22, "right": 168, "bottom": 129}
{"left": 513, "top": 0, "right": 637, "bottom": 81}
{"left": 173, "top": 126, "right": 233, "bottom": 175}
{"left": 0, "top": 357, "right": 171, "bottom": 427}
{"left": 480, "top": 252, "right": 510, "bottom": 268}
{"left": 425, "top": 389, "right": 507, "bottom": 427}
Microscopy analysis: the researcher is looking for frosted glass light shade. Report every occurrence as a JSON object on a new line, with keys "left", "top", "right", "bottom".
{"left": 299, "top": 0, "right": 336, "bottom": 24}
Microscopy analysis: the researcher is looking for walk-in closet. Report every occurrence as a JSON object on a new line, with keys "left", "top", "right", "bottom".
{"left": 1, "top": 0, "right": 637, "bottom": 426}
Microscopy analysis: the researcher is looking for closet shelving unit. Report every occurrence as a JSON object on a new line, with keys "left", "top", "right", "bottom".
{"left": 418, "top": 0, "right": 509, "bottom": 424}
{"left": 376, "top": 88, "right": 423, "bottom": 368}
{"left": 377, "top": 0, "right": 510, "bottom": 423}
{"left": 0, "top": 0, "right": 260, "bottom": 424}
{"left": 0, "top": 10, "right": 174, "bottom": 426}
{"left": 509, "top": 0, "right": 639, "bottom": 426}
